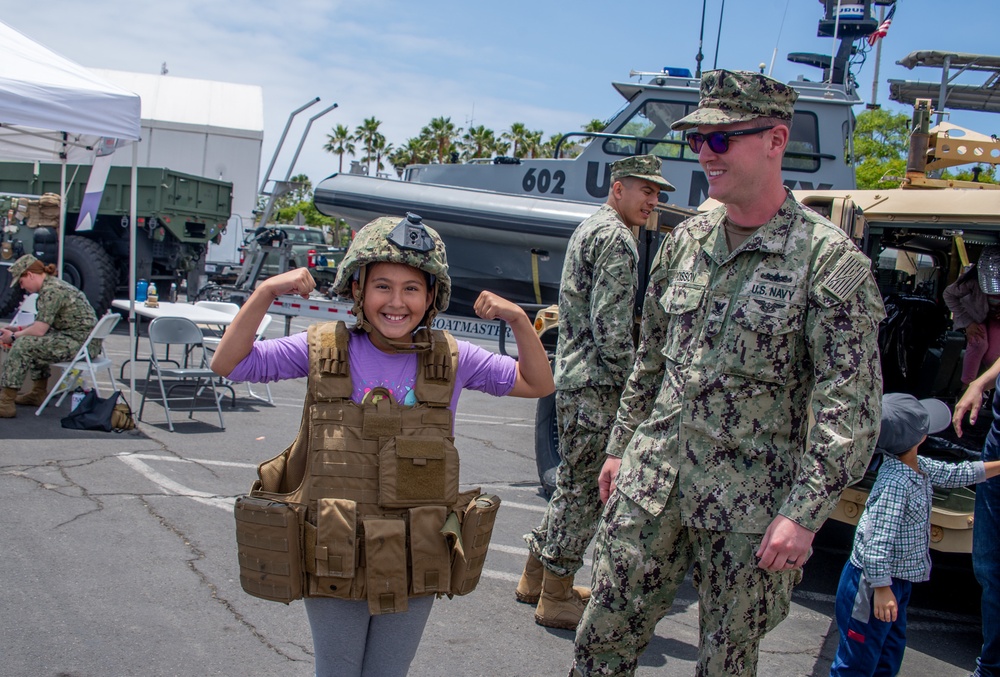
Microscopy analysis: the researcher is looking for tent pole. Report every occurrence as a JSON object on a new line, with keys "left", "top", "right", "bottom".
{"left": 128, "top": 143, "right": 138, "bottom": 410}
{"left": 58, "top": 158, "right": 66, "bottom": 277}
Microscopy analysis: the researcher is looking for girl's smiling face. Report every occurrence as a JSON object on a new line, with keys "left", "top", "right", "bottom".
{"left": 354, "top": 261, "right": 433, "bottom": 352}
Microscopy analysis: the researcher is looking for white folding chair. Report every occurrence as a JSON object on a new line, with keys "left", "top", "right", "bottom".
{"left": 193, "top": 300, "right": 240, "bottom": 338}
{"left": 10, "top": 293, "right": 38, "bottom": 327}
{"left": 202, "top": 312, "right": 275, "bottom": 404}
{"left": 138, "top": 316, "right": 225, "bottom": 432}
{"left": 35, "top": 312, "right": 121, "bottom": 415}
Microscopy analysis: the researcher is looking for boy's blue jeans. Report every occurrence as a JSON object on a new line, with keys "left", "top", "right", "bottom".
{"left": 830, "top": 562, "right": 912, "bottom": 677}
{"left": 973, "top": 434, "right": 1000, "bottom": 677}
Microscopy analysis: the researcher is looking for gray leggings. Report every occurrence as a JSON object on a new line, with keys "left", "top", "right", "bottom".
{"left": 303, "top": 596, "right": 434, "bottom": 677}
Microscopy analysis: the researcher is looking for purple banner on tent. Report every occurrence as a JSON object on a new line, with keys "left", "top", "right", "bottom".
{"left": 75, "top": 148, "right": 115, "bottom": 232}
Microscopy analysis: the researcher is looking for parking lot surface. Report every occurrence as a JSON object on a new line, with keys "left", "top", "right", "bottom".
{"left": 0, "top": 314, "right": 985, "bottom": 676}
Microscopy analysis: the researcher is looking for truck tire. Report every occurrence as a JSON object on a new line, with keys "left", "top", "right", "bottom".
{"left": 535, "top": 392, "right": 560, "bottom": 498}
{"left": 0, "top": 266, "right": 25, "bottom": 317}
{"left": 61, "top": 235, "right": 117, "bottom": 316}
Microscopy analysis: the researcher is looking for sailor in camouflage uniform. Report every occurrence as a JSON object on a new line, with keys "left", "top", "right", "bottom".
{"left": 571, "top": 70, "right": 885, "bottom": 676}
{"left": 0, "top": 255, "right": 98, "bottom": 418}
{"left": 517, "top": 155, "right": 674, "bottom": 630}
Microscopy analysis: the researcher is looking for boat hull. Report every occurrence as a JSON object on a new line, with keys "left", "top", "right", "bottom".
{"left": 314, "top": 173, "right": 599, "bottom": 316}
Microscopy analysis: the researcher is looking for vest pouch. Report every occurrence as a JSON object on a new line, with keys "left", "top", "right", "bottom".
{"left": 363, "top": 517, "right": 408, "bottom": 615}
{"left": 448, "top": 494, "right": 501, "bottom": 596}
{"left": 233, "top": 495, "right": 304, "bottom": 604}
{"left": 300, "top": 498, "right": 359, "bottom": 600}
{"left": 408, "top": 506, "right": 451, "bottom": 596}
{"left": 378, "top": 435, "right": 459, "bottom": 508}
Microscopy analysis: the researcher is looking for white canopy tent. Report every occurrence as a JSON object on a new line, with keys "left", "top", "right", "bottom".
{"left": 0, "top": 20, "right": 142, "bottom": 405}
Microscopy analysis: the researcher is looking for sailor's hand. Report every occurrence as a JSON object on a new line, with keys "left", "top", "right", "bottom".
{"left": 756, "top": 515, "right": 814, "bottom": 572}
{"left": 598, "top": 456, "right": 622, "bottom": 504}
{"left": 0, "top": 327, "right": 12, "bottom": 346}
{"left": 474, "top": 291, "right": 528, "bottom": 327}
{"left": 261, "top": 268, "right": 315, "bottom": 299}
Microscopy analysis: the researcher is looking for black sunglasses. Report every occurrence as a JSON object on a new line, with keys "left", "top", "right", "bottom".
{"left": 686, "top": 126, "right": 776, "bottom": 154}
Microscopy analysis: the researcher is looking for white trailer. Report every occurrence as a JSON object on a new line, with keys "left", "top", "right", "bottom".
{"left": 94, "top": 69, "right": 264, "bottom": 281}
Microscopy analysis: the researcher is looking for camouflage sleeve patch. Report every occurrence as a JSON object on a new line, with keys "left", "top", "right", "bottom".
{"left": 819, "top": 250, "right": 871, "bottom": 303}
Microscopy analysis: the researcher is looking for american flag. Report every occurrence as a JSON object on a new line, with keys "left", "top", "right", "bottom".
{"left": 867, "top": 5, "right": 896, "bottom": 46}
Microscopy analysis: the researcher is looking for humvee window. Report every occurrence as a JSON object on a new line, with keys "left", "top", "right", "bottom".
{"left": 875, "top": 247, "right": 940, "bottom": 297}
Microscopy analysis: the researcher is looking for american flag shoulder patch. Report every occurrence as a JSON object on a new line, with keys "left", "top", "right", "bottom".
{"left": 821, "top": 252, "right": 870, "bottom": 301}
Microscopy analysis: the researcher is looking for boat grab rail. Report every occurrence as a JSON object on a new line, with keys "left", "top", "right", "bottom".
{"left": 553, "top": 131, "right": 835, "bottom": 162}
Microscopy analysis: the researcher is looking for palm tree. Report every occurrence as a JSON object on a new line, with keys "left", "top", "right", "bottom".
{"left": 354, "top": 117, "right": 383, "bottom": 174}
{"left": 581, "top": 118, "right": 607, "bottom": 147}
{"left": 502, "top": 122, "right": 529, "bottom": 159}
{"left": 524, "top": 129, "right": 544, "bottom": 158}
{"left": 461, "top": 125, "right": 496, "bottom": 160}
{"left": 372, "top": 135, "right": 395, "bottom": 177}
{"left": 323, "top": 124, "right": 355, "bottom": 173}
{"left": 275, "top": 173, "right": 313, "bottom": 209}
{"left": 422, "top": 116, "right": 460, "bottom": 164}
{"left": 393, "top": 136, "right": 434, "bottom": 169}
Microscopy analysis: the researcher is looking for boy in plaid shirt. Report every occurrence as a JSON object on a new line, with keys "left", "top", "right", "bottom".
{"left": 830, "top": 393, "right": 1000, "bottom": 676}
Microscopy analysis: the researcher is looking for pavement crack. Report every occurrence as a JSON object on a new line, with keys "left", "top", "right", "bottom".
{"left": 139, "top": 497, "right": 307, "bottom": 663}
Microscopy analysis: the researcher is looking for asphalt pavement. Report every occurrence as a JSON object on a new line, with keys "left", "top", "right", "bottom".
{"left": 0, "top": 313, "right": 985, "bottom": 676}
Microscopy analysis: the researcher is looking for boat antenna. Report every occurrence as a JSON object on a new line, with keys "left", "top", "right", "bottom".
{"left": 695, "top": 0, "right": 707, "bottom": 77}
{"left": 828, "top": 0, "right": 844, "bottom": 85}
{"left": 712, "top": 0, "right": 726, "bottom": 70}
{"left": 768, "top": 0, "right": 792, "bottom": 76}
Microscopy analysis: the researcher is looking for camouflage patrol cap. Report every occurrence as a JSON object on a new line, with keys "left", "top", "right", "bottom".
{"left": 610, "top": 155, "right": 675, "bottom": 191}
{"left": 333, "top": 213, "right": 451, "bottom": 318}
{"left": 7, "top": 254, "right": 39, "bottom": 287}
{"left": 671, "top": 69, "right": 799, "bottom": 131}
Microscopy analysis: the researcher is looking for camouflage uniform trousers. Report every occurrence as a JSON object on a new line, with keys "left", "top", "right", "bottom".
{"left": 526, "top": 384, "right": 620, "bottom": 577}
{"left": 0, "top": 333, "right": 99, "bottom": 389}
{"left": 572, "top": 488, "right": 802, "bottom": 677}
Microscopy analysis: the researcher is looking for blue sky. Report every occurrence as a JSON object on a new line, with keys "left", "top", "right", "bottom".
{"left": 5, "top": 1, "right": 999, "bottom": 188}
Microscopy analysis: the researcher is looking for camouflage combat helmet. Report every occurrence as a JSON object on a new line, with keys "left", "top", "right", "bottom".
{"left": 333, "top": 213, "right": 451, "bottom": 327}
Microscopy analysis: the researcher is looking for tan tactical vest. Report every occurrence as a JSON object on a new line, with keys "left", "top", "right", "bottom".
{"left": 233, "top": 322, "right": 500, "bottom": 614}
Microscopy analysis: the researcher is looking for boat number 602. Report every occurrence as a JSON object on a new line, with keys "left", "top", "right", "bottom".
{"left": 521, "top": 168, "right": 566, "bottom": 195}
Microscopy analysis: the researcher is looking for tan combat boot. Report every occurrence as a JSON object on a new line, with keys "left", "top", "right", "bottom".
{"left": 0, "top": 387, "right": 18, "bottom": 418}
{"left": 14, "top": 378, "right": 49, "bottom": 407}
{"left": 516, "top": 553, "right": 592, "bottom": 605}
{"left": 516, "top": 553, "right": 545, "bottom": 604}
{"left": 534, "top": 568, "right": 589, "bottom": 630}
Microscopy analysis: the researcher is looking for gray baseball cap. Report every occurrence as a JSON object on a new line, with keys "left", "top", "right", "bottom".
{"left": 876, "top": 393, "right": 951, "bottom": 456}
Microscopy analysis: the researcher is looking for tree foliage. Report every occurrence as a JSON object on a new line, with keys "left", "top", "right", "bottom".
{"left": 852, "top": 107, "right": 998, "bottom": 189}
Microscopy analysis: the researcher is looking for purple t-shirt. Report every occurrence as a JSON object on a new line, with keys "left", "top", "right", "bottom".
{"left": 227, "top": 329, "right": 517, "bottom": 413}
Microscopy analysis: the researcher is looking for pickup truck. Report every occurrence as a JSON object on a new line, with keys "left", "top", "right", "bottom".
{"left": 234, "top": 224, "right": 344, "bottom": 292}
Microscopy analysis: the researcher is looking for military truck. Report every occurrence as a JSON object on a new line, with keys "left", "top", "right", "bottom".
{"left": 533, "top": 99, "right": 1000, "bottom": 554}
{"left": 0, "top": 161, "right": 233, "bottom": 317}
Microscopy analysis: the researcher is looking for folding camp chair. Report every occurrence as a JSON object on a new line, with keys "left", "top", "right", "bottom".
{"left": 138, "top": 316, "right": 225, "bottom": 432}
{"left": 10, "top": 293, "right": 38, "bottom": 327}
{"left": 35, "top": 311, "right": 121, "bottom": 415}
